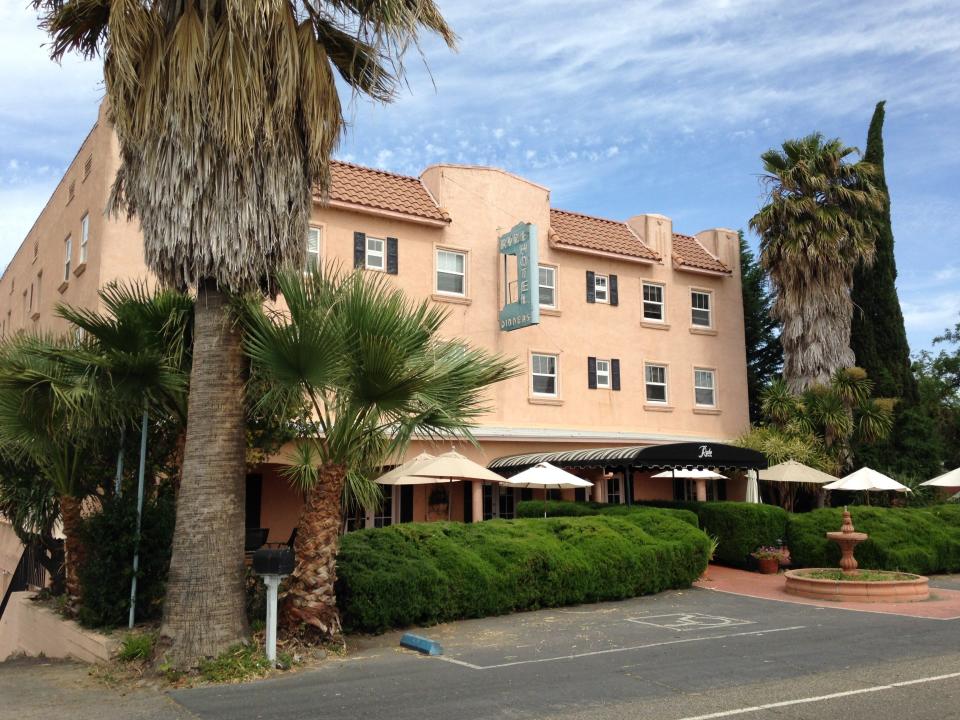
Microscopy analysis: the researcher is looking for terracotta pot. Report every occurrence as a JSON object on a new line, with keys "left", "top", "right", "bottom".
{"left": 756, "top": 556, "right": 780, "bottom": 574}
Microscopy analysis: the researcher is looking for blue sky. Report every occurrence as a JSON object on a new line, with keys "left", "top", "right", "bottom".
{"left": 1, "top": 0, "right": 958, "bottom": 351}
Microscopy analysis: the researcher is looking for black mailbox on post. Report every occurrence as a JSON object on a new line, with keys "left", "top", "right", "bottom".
{"left": 252, "top": 547, "right": 295, "bottom": 576}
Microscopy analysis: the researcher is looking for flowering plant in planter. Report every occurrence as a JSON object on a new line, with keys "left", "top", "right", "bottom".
{"left": 751, "top": 546, "right": 787, "bottom": 561}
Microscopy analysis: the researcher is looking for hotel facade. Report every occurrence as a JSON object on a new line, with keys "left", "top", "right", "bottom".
{"left": 0, "top": 103, "right": 755, "bottom": 541}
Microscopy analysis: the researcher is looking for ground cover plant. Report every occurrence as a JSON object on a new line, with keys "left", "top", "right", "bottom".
{"left": 515, "top": 499, "right": 699, "bottom": 527}
{"left": 335, "top": 510, "right": 711, "bottom": 634}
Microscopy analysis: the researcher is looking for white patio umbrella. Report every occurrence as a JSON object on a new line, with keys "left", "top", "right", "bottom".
{"left": 405, "top": 450, "right": 507, "bottom": 520}
{"left": 745, "top": 470, "right": 762, "bottom": 505}
{"left": 921, "top": 467, "right": 960, "bottom": 488}
{"left": 500, "top": 462, "right": 593, "bottom": 518}
{"left": 824, "top": 467, "right": 911, "bottom": 505}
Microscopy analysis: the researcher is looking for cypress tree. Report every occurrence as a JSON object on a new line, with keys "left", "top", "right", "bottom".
{"left": 740, "top": 231, "right": 782, "bottom": 422}
{"left": 850, "top": 101, "right": 916, "bottom": 400}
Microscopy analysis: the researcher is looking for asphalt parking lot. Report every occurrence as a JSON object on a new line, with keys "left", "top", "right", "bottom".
{"left": 171, "top": 582, "right": 960, "bottom": 720}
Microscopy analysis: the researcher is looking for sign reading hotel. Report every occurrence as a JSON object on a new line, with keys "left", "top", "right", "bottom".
{"left": 498, "top": 222, "right": 540, "bottom": 331}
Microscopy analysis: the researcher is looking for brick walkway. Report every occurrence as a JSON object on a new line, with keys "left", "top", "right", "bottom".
{"left": 695, "top": 564, "right": 960, "bottom": 619}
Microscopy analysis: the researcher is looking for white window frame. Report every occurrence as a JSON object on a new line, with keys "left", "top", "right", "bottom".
{"left": 644, "top": 363, "right": 668, "bottom": 404}
{"left": 595, "top": 358, "right": 611, "bottom": 389}
{"left": 306, "top": 226, "right": 322, "bottom": 273}
{"left": 365, "top": 235, "right": 385, "bottom": 271}
{"left": 691, "top": 289, "right": 713, "bottom": 328}
{"left": 64, "top": 235, "right": 72, "bottom": 281}
{"left": 694, "top": 367, "right": 717, "bottom": 407}
{"left": 435, "top": 248, "right": 467, "bottom": 297}
{"left": 538, "top": 264, "right": 557, "bottom": 309}
{"left": 606, "top": 475, "right": 622, "bottom": 504}
{"left": 642, "top": 282, "right": 665, "bottom": 322}
{"left": 531, "top": 352, "right": 559, "bottom": 397}
{"left": 80, "top": 212, "right": 89, "bottom": 264}
{"left": 594, "top": 274, "right": 609, "bottom": 303}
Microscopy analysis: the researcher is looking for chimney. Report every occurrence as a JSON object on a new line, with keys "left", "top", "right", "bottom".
{"left": 626, "top": 213, "right": 671, "bottom": 258}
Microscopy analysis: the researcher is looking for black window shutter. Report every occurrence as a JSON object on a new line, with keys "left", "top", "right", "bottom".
{"left": 610, "top": 274, "right": 619, "bottom": 306}
{"left": 463, "top": 482, "right": 473, "bottom": 523}
{"left": 386, "top": 237, "right": 399, "bottom": 275}
{"left": 400, "top": 485, "right": 414, "bottom": 523}
{"left": 586, "top": 270, "right": 595, "bottom": 303}
{"left": 588, "top": 356, "right": 597, "bottom": 389}
{"left": 353, "top": 231, "right": 365, "bottom": 269}
{"left": 611, "top": 358, "right": 621, "bottom": 391}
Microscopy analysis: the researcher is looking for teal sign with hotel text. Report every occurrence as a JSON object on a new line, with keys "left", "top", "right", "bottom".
{"left": 498, "top": 222, "right": 539, "bottom": 331}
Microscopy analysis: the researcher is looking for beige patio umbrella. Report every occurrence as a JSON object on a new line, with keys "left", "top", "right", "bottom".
{"left": 374, "top": 453, "right": 437, "bottom": 485}
{"left": 921, "top": 467, "right": 960, "bottom": 488}
{"left": 406, "top": 450, "right": 507, "bottom": 520}
{"left": 500, "top": 462, "right": 593, "bottom": 518}
{"left": 824, "top": 467, "right": 911, "bottom": 505}
{"left": 759, "top": 460, "right": 838, "bottom": 485}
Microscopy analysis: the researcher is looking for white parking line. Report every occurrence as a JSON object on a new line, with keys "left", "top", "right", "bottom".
{"left": 436, "top": 625, "right": 806, "bottom": 671}
{"left": 672, "top": 671, "right": 960, "bottom": 719}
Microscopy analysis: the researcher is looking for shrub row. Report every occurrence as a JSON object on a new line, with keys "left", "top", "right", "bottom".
{"left": 787, "top": 506, "right": 960, "bottom": 575}
{"left": 515, "top": 499, "right": 700, "bottom": 528}
{"left": 336, "top": 509, "right": 711, "bottom": 634}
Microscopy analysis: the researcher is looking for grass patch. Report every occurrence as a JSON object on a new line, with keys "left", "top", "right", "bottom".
{"left": 197, "top": 643, "right": 275, "bottom": 683}
{"left": 117, "top": 632, "right": 156, "bottom": 662}
{"left": 799, "top": 569, "right": 917, "bottom": 582}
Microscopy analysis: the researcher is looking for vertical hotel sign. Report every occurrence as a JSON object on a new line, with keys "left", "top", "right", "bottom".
{"left": 498, "top": 222, "right": 539, "bottom": 331}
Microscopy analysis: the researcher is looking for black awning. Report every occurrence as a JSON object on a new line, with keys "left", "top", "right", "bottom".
{"left": 488, "top": 442, "right": 767, "bottom": 475}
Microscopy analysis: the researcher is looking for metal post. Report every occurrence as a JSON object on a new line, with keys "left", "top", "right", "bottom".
{"left": 127, "top": 405, "right": 148, "bottom": 629}
{"left": 264, "top": 575, "right": 281, "bottom": 664}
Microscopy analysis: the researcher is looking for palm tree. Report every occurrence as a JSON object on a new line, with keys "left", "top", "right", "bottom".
{"left": 34, "top": 0, "right": 455, "bottom": 665}
{"left": 0, "top": 335, "right": 103, "bottom": 597}
{"left": 241, "top": 266, "right": 517, "bottom": 641}
{"left": 750, "top": 133, "right": 884, "bottom": 391}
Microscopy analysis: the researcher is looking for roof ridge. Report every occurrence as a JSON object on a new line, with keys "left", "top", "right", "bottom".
{"left": 551, "top": 207, "right": 626, "bottom": 226}
{"left": 332, "top": 159, "right": 422, "bottom": 184}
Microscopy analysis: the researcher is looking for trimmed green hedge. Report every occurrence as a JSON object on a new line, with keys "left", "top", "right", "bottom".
{"left": 515, "top": 499, "right": 700, "bottom": 528}
{"left": 787, "top": 506, "right": 960, "bottom": 575}
{"left": 336, "top": 510, "right": 711, "bottom": 634}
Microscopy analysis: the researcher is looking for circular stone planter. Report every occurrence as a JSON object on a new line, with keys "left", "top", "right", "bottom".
{"left": 784, "top": 569, "right": 929, "bottom": 603}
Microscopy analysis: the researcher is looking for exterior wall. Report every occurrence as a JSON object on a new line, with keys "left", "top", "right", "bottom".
{"left": 0, "top": 592, "right": 117, "bottom": 663}
{"left": 0, "top": 520, "right": 23, "bottom": 600}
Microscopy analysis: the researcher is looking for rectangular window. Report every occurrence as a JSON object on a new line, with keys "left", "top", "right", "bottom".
{"left": 691, "top": 290, "right": 712, "bottom": 327}
{"left": 694, "top": 368, "right": 716, "bottom": 406}
{"left": 643, "top": 282, "right": 664, "bottom": 321}
{"left": 531, "top": 352, "right": 558, "bottom": 396}
{"left": 498, "top": 486, "right": 515, "bottom": 520}
{"left": 538, "top": 265, "right": 556, "bottom": 308}
{"left": 365, "top": 236, "right": 385, "bottom": 270}
{"left": 606, "top": 476, "right": 621, "bottom": 504}
{"left": 306, "top": 227, "right": 321, "bottom": 273}
{"left": 64, "top": 236, "right": 72, "bottom": 281}
{"left": 436, "top": 249, "right": 466, "bottom": 296}
{"left": 645, "top": 363, "right": 668, "bottom": 403}
{"left": 374, "top": 490, "right": 393, "bottom": 528}
{"left": 80, "top": 213, "right": 89, "bottom": 263}
{"left": 594, "top": 274, "right": 609, "bottom": 303}
{"left": 595, "top": 358, "right": 610, "bottom": 389}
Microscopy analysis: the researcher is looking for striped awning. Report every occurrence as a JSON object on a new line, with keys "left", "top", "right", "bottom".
{"left": 488, "top": 442, "right": 767, "bottom": 475}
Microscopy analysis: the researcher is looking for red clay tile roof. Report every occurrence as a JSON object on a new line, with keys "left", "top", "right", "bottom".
{"left": 322, "top": 161, "right": 448, "bottom": 223}
{"left": 671, "top": 233, "right": 730, "bottom": 274}
{"left": 549, "top": 209, "right": 660, "bottom": 261}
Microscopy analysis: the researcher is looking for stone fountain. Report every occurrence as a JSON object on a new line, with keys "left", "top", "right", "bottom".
{"left": 825, "top": 507, "right": 868, "bottom": 574}
{"left": 783, "top": 508, "right": 930, "bottom": 602}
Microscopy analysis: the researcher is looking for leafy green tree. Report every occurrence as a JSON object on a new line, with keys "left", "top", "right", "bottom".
{"left": 241, "top": 266, "right": 517, "bottom": 642}
{"left": 850, "top": 101, "right": 916, "bottom": 400}
{"left": 33, "top": 0, "right": 456, "bottom": 666}
{"left": 739, "top": 231, "right": 782, "bottom": 422}
{"left": 750, "top": 134, "right": 884, "bottom": 391}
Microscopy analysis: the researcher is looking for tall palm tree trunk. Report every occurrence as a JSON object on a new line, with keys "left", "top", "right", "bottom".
{"left": 281, "top": 463, "right": 346, "bottom": 642}
{"left": 60, "top": 495, "right": 85, "bottom": 598}
{"left": 161, "top": 281, "right": 248, "bottom": 666}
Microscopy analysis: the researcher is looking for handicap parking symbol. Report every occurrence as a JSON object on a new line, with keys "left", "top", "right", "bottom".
{"left": 627, "top": 613, "right": 755, "bottom": 632}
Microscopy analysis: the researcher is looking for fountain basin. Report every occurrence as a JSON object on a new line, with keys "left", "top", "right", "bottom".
{"left": 784, "top": 568, "right": 929, "bottom": 603}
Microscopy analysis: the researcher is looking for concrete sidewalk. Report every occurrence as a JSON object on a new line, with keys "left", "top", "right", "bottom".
{"left": 695, "top": 563, "right": 960, "bottom": 619}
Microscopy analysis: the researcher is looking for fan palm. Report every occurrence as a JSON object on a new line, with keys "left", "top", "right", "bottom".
{"left": 750, "top": 133, "right": 884, "bottom": 391}
{"left": 241, "top": 266, "right": 517, "bottom": 641}
{"left": 34, "top": 0, "right": 456, "bottom": 665}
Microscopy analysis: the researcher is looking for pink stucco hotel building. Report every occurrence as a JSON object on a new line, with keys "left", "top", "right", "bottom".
{"left": 0, "top": 103, "right": 757, "bottom": 541}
